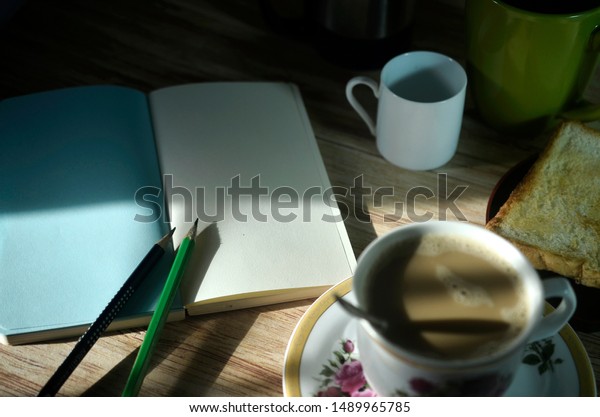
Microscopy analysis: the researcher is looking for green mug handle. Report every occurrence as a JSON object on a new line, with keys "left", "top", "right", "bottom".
{"left": 561, "top": 101, "right": 600, "bottom": 122}
{"left": 560, "top": 27, "right": 600, "bottom": 122}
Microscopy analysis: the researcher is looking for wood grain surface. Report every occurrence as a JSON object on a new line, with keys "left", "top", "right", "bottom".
{"left": 0, "top": 0, "right": 598, "bottom": 396}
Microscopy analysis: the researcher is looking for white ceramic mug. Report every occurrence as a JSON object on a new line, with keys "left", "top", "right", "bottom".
{"left": 346, "top": 51, "right": 467, "bottom": 170}
{"left": 352, "top": 221, "right": 576, "bottom": 396}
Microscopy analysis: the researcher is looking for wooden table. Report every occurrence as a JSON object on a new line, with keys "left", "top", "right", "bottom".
{"left": 0, "top": 0, "right": 598, "bottom": 396}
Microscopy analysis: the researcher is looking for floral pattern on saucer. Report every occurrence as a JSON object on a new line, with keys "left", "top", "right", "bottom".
{"left": 283, "top": 278, "right": 596, "bottom": 397}
{"left": 523, "top": 338, "right": 563, "bottom": 375}
{"left": 315, "top": 339, "right": 376, "bottom": 397}
{"left": 313, "top": 337, "right": 562, "bottom": 397}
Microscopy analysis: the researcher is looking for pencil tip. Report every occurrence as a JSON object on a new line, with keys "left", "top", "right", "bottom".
{"left": 186, "top": 219, "right": 199, "bottom": 240}
{"left": 157, "top": 227, "right": 175, "bottom": 249}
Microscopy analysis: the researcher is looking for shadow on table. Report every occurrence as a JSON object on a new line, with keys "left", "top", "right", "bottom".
{"left": 83, "top": 298, "right": 314, "bottom": 396}
{"left": 82, "top": 311, "right": 259, "bottom": 396}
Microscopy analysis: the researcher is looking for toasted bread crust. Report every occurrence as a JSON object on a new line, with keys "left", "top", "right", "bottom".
{"left": 486, "top": 121, "right": 600, "bottom": 288}
{"left": 510, "top": 240, "right": 600, "bottom": 287}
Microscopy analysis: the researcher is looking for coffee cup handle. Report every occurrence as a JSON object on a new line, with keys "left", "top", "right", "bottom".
{"left": 529, "top": 277, "right": 577, "bottom": 342}
{"left": 345, "top": 76, "right": 379, "bottom": 136}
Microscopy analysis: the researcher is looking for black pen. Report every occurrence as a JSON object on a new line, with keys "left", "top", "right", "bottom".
{"left": 38, "top": 227, "right": 175, "bottom": 397}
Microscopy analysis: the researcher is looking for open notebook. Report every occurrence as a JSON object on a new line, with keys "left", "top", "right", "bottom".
{"left": 0, "top": 82, "right": 356, "bottom": 345}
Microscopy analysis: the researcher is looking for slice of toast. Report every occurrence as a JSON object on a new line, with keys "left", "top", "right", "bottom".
{"left": 486, "top": 121, "right": 600, "bottom": 288}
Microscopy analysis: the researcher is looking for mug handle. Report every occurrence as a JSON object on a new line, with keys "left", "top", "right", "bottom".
{"left": 559, "top": 28, "right": 600, "bottom": 122}
{"left": 560, "top": 101, "right": 600, "bottom": 122}
{"left": 345, "top": 76, "right": 380, "bottom": 136}
{"left": 528, "top": 277, "right": 577, "bottom": 342}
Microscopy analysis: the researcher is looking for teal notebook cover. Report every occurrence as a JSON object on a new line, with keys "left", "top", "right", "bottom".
{"left": 0, "top": 86, "right": 181, "bottom": 344}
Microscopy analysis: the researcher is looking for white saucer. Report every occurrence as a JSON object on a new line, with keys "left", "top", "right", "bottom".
{"left": 283, "top": 278, "right": 597, "bottom": 397}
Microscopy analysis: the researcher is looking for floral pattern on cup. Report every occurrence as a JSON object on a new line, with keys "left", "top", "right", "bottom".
{"left": 314, "top": 337, "right": 563, "bottom": 396}
{"left": 395, "top": 373, "right": 513, "bottom": 396}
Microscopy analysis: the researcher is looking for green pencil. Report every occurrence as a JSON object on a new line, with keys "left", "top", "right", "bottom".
{"left": 122, "top": 219, "right": 199, "bottom": 396}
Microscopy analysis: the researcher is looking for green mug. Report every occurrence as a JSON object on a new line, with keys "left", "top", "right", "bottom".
{"left": 466, "top": 0, "right": 600, "bottom": 135}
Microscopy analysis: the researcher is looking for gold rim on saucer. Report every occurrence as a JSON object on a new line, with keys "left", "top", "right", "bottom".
{"left": 283, "top": 278, "right": 597, "bottom": 397}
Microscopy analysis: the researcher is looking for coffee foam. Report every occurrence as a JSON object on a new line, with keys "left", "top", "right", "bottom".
{"left": 417, "top": 233, "right": 529, "bottom": 355}
{"left": 501, "top": 303, "right": 528, "bottom": 329}
{"left": 367, "top": 232, "right": 532, "bottom": 360}
{"left": 435, "top": 265, "right": 494, "bottom": 308}
{"left": 471, "top": 310, "right": 526, "bottom": 359}
{"left": 416, "top": 233, "right": 521, "bottom": 285}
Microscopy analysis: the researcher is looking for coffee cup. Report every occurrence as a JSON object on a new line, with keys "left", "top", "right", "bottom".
{"left": 351, "top": 221, "right": 576, "bottom": 396}
{"left": 466, "top": 0, "right": 600, "bottom": 135}
{"left": 345, "top": 51, "right": 467, "bottom": 170}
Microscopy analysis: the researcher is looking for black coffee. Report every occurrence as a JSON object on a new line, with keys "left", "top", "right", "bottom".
{"left": 501, "top": 0, "right": 599, "bottom": 14}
